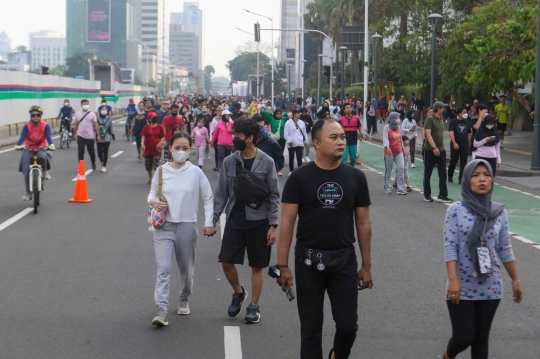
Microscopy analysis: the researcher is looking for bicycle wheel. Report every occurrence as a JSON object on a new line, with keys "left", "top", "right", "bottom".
{"left": 33, "top": 171, "right": 39, "bottom": 214}
{"left": 67, "top": 136, "right": 71, "bottom": 148}
{"left": 126, "top": 123, "right": 131, "bottom": 141}
{"left": 60, "top": 132, "right": 64, "bottom": 149}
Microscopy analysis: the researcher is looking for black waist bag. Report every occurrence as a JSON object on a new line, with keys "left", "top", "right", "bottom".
{"left": 233, "top": 159, "right": 271, "bottom": 209}
{"left": 295, "top": 245, "right": 354, "bottom": 273}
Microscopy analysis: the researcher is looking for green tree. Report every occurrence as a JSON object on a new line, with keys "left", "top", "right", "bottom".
{"left": 63, "top": 51, "right": 95, "bottom": 79}
{"left": 439, "top": 0, "right": 537, "bottom": 110}
{"left": 204, "top": 65, "right": 215, "bottom": 93}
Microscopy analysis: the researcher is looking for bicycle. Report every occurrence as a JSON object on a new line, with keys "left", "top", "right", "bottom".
{"left": 125, "top": 117, "right": 133, "bottom": 141}
{"left": 17, "top": 147, "right": 52, "bottom": 214}
{"left": 59, "top": 117, "right": 72, "bottom": 149}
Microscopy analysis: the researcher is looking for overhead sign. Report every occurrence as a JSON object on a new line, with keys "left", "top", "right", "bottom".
{"left": 87, "top": 0, "right": 111, "bottom": 43}
{"left": 342, "top": 26, "right": 365, "bottom": 50}
{"left": 286, "top": 48, "right": 295, "bottom": 64}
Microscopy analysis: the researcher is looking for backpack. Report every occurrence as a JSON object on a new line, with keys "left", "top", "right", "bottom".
{"left": 98, "top": 117, "right": 109, "bottom": 138}
{"left": 233, "top": 159, "right": 271, "bottom": 209}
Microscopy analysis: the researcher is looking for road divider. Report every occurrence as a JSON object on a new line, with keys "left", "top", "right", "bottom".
{"left": 0, "top": 208, "right": 33, "bottom": 232}
{"left": 224, "top": 326, "right": 242, "bottom": 359}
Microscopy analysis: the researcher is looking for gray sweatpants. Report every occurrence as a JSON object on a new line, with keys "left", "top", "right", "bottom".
{"left": 153, "top": 221, "right": 198, "bottom": 311}
{"left": 384, "top": 153, "right": 405, "bottom": 191}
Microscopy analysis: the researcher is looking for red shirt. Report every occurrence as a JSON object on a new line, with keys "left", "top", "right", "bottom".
{"left": 141, "top": 124, "right": 164, "bottom": 156}
{"left": 162, "top": 115, "right": 184, "bottom": 143}
{"left": 386, "top": 127, "right": 403, "bottom": 155}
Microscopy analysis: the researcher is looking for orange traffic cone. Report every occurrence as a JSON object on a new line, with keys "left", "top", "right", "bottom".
{"left": 356, "top": 155, "right": 361, "bottom": 165}
{"left": 69, "top": 160, "right": 93, "bottom": 203}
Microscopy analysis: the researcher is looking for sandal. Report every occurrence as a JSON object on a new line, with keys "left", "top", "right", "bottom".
{"left": 328, "top": 348, "right": 335, "bottom": 359}
{"left": 138, "top": 158, "right": 143, "bottom": 163}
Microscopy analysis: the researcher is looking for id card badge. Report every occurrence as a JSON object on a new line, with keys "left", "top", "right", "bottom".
{"left": 477, "top": 247, "right": 493, "bottom": 274}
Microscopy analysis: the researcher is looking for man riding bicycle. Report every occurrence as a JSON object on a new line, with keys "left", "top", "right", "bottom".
{"left": 57, "top": 99, "right": 74, "bottom": 135}
{"left": 122, "top": 98, "right": 138, "bottom": 136}
{"left": 15, "top": 106, "right": 55, "bottom": 201}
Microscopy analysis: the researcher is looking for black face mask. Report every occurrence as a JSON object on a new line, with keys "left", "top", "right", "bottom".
{"left": 151, "top": 118, "right": 158, "bottom": 124}
{"left": 233, "top": 137, "right": 247, "bottom": 151}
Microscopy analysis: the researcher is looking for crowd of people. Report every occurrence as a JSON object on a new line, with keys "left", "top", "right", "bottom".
{"left": 12, "top": 89, "right": 525, "bottom": 359}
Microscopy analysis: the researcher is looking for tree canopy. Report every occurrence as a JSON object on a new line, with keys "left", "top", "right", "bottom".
{"left": 204, "top": 65, "right": 215, "bottom": 93}
{"left": 63, "top": 51, "right": 95, "bottom": 79}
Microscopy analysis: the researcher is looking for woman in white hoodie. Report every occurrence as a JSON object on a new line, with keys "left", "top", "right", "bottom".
{"left": 148, "top": 131, "right": 216, "bottom": 327}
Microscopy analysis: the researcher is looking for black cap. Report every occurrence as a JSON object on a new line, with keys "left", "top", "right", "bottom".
{"left": 252, "top": 113, "right": 263, "bottom": 121}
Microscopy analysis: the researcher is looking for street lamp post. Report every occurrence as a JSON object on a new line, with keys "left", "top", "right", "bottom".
{"left": 428, "top": 13, "right": 443, "bottom": 106}
{"left": 301, "top": 59, "right": 307, "bottom": 99}
{"left": 372, "top": 33, "right": 382, "bottom": 100}
{"left": 317, "top": 54, "right": 324, "bottom": 108}
{"left": 287, "top": 64, "right": 292, "bottom": 104}
{"left": 339, "top": 46, "right": 348, "bottom": 102}
{"left": 362, "top": 0, "right": 369, "bottom": 129}
{"left": 244, "top": 9, "right": 274, "bottom": 107}
{"left": 531, "top": 0, "right": 540, "bottom": 170}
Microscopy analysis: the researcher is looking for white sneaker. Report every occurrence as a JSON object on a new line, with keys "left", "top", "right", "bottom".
{"left": 101, "top": 167, "right": 106, "bottom": 173}
{"left": 411, "top": 163, "right": 416, "bottom": 168}
{"left": 207, "top": 154, "right": 211, "bottom": 160}
{"left": 305, "top": 156, "right": 311, "bottom": 162}
{"left": 178, "top": 299, "right": 190, "bottom": 315}
{"left": 43, "top": 171, "right": 51, "bottom": 180}
{"left": 22, "top": 192, "right": 32, "bottom": 201}
{"left": 302, "top": 157, "right": 306, "bottom": 163}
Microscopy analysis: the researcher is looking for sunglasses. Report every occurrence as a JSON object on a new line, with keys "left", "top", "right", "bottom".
{"left": 31, "top": 114, "right": 42, "bottom": 118}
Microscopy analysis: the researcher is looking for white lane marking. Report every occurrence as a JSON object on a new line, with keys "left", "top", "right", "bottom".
{"left": 118, "top": 121, "right": 126, "bottom": 124}
{"left": 534, "top": 245, "right": 540, "bottom": 250}
{"left": 494, "top": 182, "right": 500, "bottom": 186}
{"left": 132, "top": 142, "right": 137, "bottom": 145}
{"left": 521, "top": 192, "right": 534, "bottom": 196}
{"left": 363, "top": 140, "right": 425, "bottom": 163}
{"left": 500, "top": 186, "right": 521, "bottom": 192}
{"left": 508, "top": 231, "right": 515, "bottom": 235}
{"left": 111, "top": 151, "right": 124, "bottom": 158}
{"left": 361, "top": 163, "right": 376, "bottom": 171}
{"left": 220, "top": 213, "right": 226, "bottom": 239}
{"left": 224, "top": 326, "right": 242, "bottom": 359}
{"left": 514, "top": 236, "right": 535, "bottom": 244}
{"left": 412, "top": 188, "right": 422, "bottom": 192}
{"left": 72, "top": 169, "right": 93, "bottom": 181}
{"left": 375, "top": 171, "right": 383, "bottom": 175}
{"left": 534, "top": 196, "right": 540, "bottom": 200}
{"left": 0, "top": 208, "right": 33, "bottom": 232}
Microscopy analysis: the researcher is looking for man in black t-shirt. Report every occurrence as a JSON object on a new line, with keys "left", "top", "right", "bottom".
{"left": 276, "top": 118, "right": 373, "bottom": 359}
{"left": 448, "top": 107, "right": 472, "bottom": 184}
{"left": 213, "top": 119, "right": 280, "bottom": 324}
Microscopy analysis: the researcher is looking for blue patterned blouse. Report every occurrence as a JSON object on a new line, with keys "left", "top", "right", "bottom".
{"left": 444, "top": 201, "right": 515, "bottom": 300}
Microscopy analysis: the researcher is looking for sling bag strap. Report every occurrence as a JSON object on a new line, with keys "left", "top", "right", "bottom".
{"left": 78, "top": 111, "right": 91, "bottom": 124}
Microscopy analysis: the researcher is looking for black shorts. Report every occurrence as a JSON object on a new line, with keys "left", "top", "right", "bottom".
{"left": 219, "top": 224, "right": 271, "bottom": 268}
{"left": 144, "top": 155, "right": 160, "bottom": 172}
{"left": 497, "top": 123, "right": 507, "bottom": 132}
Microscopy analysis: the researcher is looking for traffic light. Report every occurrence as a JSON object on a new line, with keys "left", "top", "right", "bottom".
{"left": 41, "top": 66, "right": 49, "bottom": 75}
{"left": 254, "top": 22, "right": 261, "bottom": 42}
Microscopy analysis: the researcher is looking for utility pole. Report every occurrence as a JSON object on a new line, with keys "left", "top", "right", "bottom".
{"left": 531, "top": 0, "right": 540, "bottom": 170}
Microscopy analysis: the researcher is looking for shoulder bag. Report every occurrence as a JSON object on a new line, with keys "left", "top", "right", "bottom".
{"left": 271, "top": 118, "right": 282, "bottom": 140}
{"left": 233, "top": 159, "right": 271, "bottom": 209}
{"left": 148, "top": 166, "right": 167, "bottom": 230}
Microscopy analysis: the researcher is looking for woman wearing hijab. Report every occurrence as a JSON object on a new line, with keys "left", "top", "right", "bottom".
{"left": 131, "top": 101, "right": 147, "bottom": 163}
{"left": 442, "top": 159, "right": 523, "bottom": 359}
{"left": 180, "top": 105, "right": 193, "bottom": 134}
{"left": 96, "top": 105, "right": 115, "bottom": 173}
{"left": 473, "top": 114, "right": 501, "bottom": 176}
{"left": 382, "top": 112, "right": 407, "bottom": 195}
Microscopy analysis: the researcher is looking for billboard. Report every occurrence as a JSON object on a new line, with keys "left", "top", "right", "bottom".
{"left": 87, "top": 0, "right": 111, "bottom": 43}
{"left": 286, "top": 48, "right": 295, "bottom": 65}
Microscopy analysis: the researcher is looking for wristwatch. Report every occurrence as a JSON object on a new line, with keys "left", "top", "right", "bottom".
{"left": 270, "top": 224, "right": 278, "bottom": 229}
{"left": 432, "top": 145, "right": 437, "bottom": 149}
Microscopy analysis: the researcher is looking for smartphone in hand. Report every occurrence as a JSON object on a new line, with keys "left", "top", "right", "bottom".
{"left": 285, "top": 284, "right": 296, "bottom": 302}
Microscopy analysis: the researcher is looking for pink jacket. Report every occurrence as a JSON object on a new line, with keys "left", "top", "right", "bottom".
{"left": 212, "top": 120, "right": 234, "bottom": 147}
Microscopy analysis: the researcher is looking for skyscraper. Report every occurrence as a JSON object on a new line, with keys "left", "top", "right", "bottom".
{"left": 66, "top": 0, "right": 141, "bottom": 79}
{"left": 0, "top": 31, "right": 12, "bottom": 61}
{"left": 182, "top": 2, "right": 204, "bottom": 72}
{"left": 141, "top": 0, "right": 169, "bottom": 85}
{"left": 280, "top": 0, "right": 298, "bottom": 92}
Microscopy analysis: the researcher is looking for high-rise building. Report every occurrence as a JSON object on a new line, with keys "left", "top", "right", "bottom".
{"left": 0, "top": 31, "right": 12, "bottom": 61}
{"left": 66, "top": 0, "right": 142, "bottom": 80}
{"left": 280, "top": 0, "right": 299, "bottom": 92}
{"left": 29, "top": 31, "right": 66, "bottom": 70}
{"left": 141, "top": 0, "right": 169, "bottom": 85}
{"left": 169, "top": 21, "right": 199, "bottom": 92}
{"left": 182, "top": 2, "right": 204, "bottom": 72}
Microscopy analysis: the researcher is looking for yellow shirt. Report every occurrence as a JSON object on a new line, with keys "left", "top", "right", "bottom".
{"left": 495, "top": 103, "right": 510, "bottom": 124}
{"left": 250, "top": 104, "right": 258, "bottom": 116}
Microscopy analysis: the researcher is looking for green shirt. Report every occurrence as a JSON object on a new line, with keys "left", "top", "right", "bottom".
{"left": 495, "top": 103, "right": 510, "bottom": 124}
{"left": 424, "top": 114, "right": 445, "bottom": 151}
{"left": 262, "top": 110, "right": 287, "bottom": 139}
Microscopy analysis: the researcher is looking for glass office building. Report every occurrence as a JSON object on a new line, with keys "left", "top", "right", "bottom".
{"left": 66, "top": 0, "right": 142, "bottom": 79}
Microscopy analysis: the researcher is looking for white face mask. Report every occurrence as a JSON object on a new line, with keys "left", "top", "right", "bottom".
{"left": 64, "top": 103, "right": 69, "bottom": 107}
{"left": 462, "top": 113, "right": 469, "bottom": 119}
{"left": 485, "top": 125, "right": 494, "bottom": 130}
{"left": 101, "top": 110, "right": 108, "bottom": 115}
{"left": 171, "top": 150, "right": 190, "bottom": 163}
{"left": 82, "top": 104, "right": 89, "bottom": 111}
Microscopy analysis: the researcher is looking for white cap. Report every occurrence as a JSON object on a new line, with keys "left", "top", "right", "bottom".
{"left": 222, "top": 110, "right": 232, "bottom": 115}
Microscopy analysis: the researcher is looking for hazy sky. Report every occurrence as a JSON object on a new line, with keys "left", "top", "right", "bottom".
{"left": 0, "top": 0, "right": 282, "bottom": 77}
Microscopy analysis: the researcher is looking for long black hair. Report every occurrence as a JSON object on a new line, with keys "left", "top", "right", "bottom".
{"left": 474, "top": 114, "right": 499, "bottom": 146}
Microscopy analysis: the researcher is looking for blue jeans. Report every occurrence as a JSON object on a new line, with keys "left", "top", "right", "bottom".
{"left": 384, "top": 153, "right": 405, "bottom": 191}
{"left": 341, "top": 145, "right": 357, "bottom": 165}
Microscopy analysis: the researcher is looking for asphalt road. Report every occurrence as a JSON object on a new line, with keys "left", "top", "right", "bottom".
{"left": 0, "top": 120, "right": 539, "bottom": 359}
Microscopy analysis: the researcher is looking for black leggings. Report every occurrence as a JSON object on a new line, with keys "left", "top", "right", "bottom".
{"left": 446, "top": 299, "right": 500, "bottom": 359}
{"left": 97, "top": 142, "right": 111, "bottom": 166}
{"left": 475, "top": 156, "right": 497, "bottom": 177}
{"left": 288, "top": 146, "right": 303, "bottom": 172}
{"left": 77, "top": 136, "right": 96, "bottom": 163}
{"left": 277, "top": 138, "right": 286, "bottom": 153}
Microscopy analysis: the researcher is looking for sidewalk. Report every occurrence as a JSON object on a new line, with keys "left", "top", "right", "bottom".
{"left": 367, "top": 120, "right": 540, "bottom": 177}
